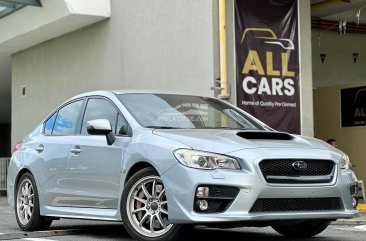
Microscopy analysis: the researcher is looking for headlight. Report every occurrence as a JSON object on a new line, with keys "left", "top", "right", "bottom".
{"left": 339, "top": 154, "right": 351, "bottom": 169}
{"left": 173, "top": 149, "right": 240, "bottom": 170}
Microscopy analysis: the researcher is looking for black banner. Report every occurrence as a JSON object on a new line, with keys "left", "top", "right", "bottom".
{"left": 341, "top": 86, "right": 366, "bottom": 127}
{"left": 235, "top": 0, "right": 300, "bottom": 134}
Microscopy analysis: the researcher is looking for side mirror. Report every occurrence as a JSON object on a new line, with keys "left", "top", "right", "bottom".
{"left": 86, "top": 119, "right": 116, "bottom": 146}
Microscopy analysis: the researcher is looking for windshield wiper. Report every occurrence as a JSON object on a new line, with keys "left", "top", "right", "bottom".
{"left": 200, "top": 127, "right": 253, "bottom": 130}
{"left": 145, "top": 126, "right": 182, "bottom": 129}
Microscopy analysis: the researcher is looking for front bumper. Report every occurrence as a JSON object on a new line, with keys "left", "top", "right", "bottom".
{"left": 162, "top": 160, "right": 359, "bottom": 224}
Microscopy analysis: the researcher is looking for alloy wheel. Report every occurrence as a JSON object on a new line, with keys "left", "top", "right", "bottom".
{"left": 126, "top": 176, "right": 173, "bottom": 237}
{"left": 16, "top": 178, "right": 34, "bottom": 225}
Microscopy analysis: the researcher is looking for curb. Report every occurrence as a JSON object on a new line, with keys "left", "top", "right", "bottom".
{"left": 336, "top": 217, "right": 366, "bottom": 224}
{"left": 335, "top": 205, "right": 366, "bottom": 224}
{"left": 335, "top": 219, "right": 366, "bottom": 224}
{"left": 358, "top": 204, "right": 366, "bottom": 211}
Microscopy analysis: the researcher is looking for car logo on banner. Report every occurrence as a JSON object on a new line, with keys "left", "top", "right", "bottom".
{"left": 241, "top": 28, "right": 295, "bottom": 50}
{"left": 292, "top": 161, "right": 307, "bottom": 171}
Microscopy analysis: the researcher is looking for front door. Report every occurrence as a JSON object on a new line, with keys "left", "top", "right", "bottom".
{"left": 66, "top": 98, "right": 131, "bottom": 209}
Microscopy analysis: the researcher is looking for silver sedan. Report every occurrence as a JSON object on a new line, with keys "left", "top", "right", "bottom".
{"left": 7, "top": 91, "right": 359, "bottom": 241}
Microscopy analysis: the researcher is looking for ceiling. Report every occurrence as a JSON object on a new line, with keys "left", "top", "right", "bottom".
{"left": 0, "top": 0, "right": 110, "bottom": 124}
{"left": 312, "top": 0, "right": 366, "bottom": 19}
{"left": 311, "top": 0, "right": 366, "bottom": 33}
{"left": 0, "top": 1, "right": 366, "bottom": 124}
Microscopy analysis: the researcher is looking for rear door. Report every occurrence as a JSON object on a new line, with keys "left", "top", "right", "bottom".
{"left": 35, "top": 99, "right": 84, "bottom": 207}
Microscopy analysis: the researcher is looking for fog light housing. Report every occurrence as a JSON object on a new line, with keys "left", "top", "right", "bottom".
{"left": 352, "top": 196, "right": 358, "bottom": 208}
{"left": 197, "top": 200, "right": 209, "bottom": 211}
{"left": 196, "top": 187, "right": 209, "bottom": 198}
{"left": 350, "top": 184, "right": 358, "bottom": 209}
{"left": 193, "top": 185, "right": 239, "bottom": 213}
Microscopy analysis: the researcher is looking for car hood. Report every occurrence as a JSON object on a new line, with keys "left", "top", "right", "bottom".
{"left": 152, "top": 129, "right": 334, "bottom": 154}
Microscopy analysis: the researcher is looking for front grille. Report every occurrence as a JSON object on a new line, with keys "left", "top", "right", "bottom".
{"left": 250, "top": 198, "right": 342, "bottom": 213}
{"left": 259, "top": 159, "right": 335, "bottom": 183}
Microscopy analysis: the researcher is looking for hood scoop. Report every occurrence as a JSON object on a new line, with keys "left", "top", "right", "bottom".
{"left": 237, "top": 131, "right": 294, "bottom": 140}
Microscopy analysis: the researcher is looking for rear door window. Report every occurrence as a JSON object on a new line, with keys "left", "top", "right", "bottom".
{"left": 52, "top": 100, "right": 83, "bottom": 135}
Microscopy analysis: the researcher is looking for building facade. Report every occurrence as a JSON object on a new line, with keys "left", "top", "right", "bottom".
{"left": 0, "top": 0, "right": 365, "bottom": 185}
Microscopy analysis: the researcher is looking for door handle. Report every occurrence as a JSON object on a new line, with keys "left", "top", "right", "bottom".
{"left": 35, "top": 144, "right": 44, "bottom": 153}
{"left": 70, "top": 146, "right": 81, "bottom": 155}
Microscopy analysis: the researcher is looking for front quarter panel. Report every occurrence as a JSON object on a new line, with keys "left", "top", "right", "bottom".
{"left": 122, "top": 130, "right": 190, "bottom": 184}
{"left": 145, "top": 134, "right": 190, "bottom": 175}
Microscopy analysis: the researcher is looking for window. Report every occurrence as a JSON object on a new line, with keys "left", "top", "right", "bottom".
{"left": 0, "top": 0, "right": 41, "bottom": 19}
{"left": 117, "top": 94, "right": 264, "bottom": 130}
{"left": 52, "top": 100, "right": 83, "bottom": 135}
{"left": 81, "top": 98, "right": 128, "bottom": 135}
{"left": 116, "top": 113, "right": 128, "bottom": 135}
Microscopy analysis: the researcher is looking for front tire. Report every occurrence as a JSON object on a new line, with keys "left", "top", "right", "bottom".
{"left": 121, "top": 167, "right": 184, "bottom": 241}
{"left": 272, "top": 220, "right": 331, "bottom": 237}
{"left": 15, "top": 173, "right": 52, "bottom": 231}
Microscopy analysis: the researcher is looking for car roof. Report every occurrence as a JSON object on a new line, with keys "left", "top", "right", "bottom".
{"left": 72, "top": 90, "right": 212, "bottom": 99}
{"left": 113, "top": 89, "right": 209, "bottom": 96}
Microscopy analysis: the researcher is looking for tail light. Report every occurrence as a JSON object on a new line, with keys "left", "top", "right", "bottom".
{"left": 12, "top": 140, "right": 23, "bottom": 154}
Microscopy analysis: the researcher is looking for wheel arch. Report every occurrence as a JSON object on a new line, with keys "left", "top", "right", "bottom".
{"left": 13, "top": 168, "right": 33, "bottom": 206}
{"left": 124, "top": 161, "right": 158, "bottom": 186}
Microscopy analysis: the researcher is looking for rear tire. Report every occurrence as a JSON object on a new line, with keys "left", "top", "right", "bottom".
{"left": 272, "top": 220, "right": 331, "bottom": 237}
{"left": 121, "top": 167, "right": 185, "bottom": 241}
{"left": 15, "top": 173, "right": 52, "bottom": 231}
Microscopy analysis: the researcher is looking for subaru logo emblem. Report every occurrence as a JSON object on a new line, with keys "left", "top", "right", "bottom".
{"left": 292, "top": 161, "right": 307, "bottom": 171}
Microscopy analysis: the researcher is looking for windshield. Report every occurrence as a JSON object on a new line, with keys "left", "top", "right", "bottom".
{"left": 117, "top": 93, "right": 265, "bottom": 130}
